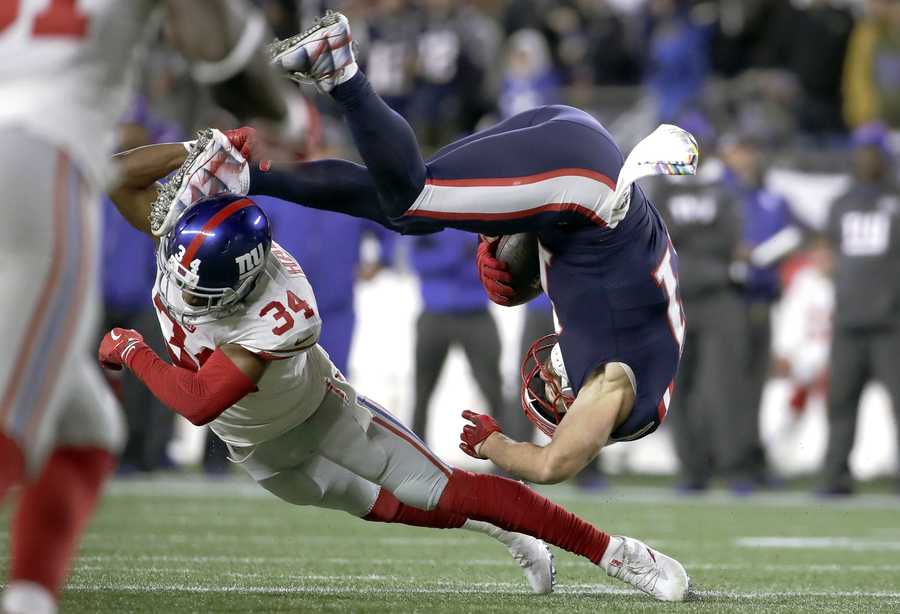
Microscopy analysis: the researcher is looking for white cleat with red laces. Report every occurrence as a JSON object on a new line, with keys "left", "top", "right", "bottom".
{"left": 600, "top": 536, "right": 690, "bottom": 602}
{"left": 149, "top": 128, "right": 250, "bottom": 237}
{"left": 267, "top": 10, "right": 357, "bottom": 92}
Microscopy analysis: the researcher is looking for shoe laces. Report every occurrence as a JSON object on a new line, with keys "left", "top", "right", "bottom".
{"left": 509, "top": 546, "right": 534, "bottom": 570}
{"left": 149, "top": 128, "right": 214, "bottom": 235}
{"left": 613, "top": 542, "right": 660, "bottom": 594}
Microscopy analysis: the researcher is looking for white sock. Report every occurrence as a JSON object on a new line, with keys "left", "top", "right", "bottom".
{"left": 599, "top": 535, "right": 625, "bottom": 569}
{"left": 462, "top": 519, "right": 520, "bottom": 547}
{"left": 2, "top": 581, "right": 57, "bottom": 614}
{"left": 334, "top": 62, "right": 358, "bottom": 87}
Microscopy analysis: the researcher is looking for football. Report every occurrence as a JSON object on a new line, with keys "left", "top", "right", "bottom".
{"left": 494, "top": 233, "right": 542, "bottom": 306}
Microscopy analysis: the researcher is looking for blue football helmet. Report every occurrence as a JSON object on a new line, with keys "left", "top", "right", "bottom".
{"left": 158, "top": 194, "right": 271, "bottom": 323}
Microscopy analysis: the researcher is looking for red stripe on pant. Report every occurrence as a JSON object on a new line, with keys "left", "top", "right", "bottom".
{"left": 425, "top": 168, "right": 616, "bottom": 190}
{"left": 0, "top": 153, "right": 69, "bottom": 425}
{"left": 407, "top": 201, "right": 608, "bottom": 227}
{"left": 437, "top": 468, "right": 611, "bottom": 564}
{"left": 25, "top": 164, "right": 91, "bottom": 445}
{"left": 371, "top": 416, "right": 451, "bottom": 477}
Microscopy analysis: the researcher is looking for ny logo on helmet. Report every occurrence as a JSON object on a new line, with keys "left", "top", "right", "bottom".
{"left": 235, "top": 243, "right": 265, "bottom": 277}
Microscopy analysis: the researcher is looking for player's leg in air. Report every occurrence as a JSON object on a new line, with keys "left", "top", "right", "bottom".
{"left": 234, "top": 11, "right": 692, "bottom": 239}
{"left": 0, "top": 129, "right": 125, "bottom": 614}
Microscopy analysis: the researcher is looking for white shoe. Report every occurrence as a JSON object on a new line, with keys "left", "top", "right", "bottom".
{"left": 150, "top": 128, "right": 250, "bottom": 237}
{"left": 506, "top": 534, "right": 556, "bottom": 594}
{"left": 601, "top": 535, "right": 690, "bottom": 602}
{"left": 268, "top": 10, "right": 357, "bottom": 92}
{"left": 2, "top": 581, "right": 57, "bottom": 614}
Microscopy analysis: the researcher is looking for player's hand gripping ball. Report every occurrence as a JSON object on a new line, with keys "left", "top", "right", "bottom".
{"left": 477, "top": 234, "right": 542, "bottom": 306}
{"left": 459, "top": 410, "right": 503, "bottom": 459}
{"left": 98, "top": 328, "right": 145, "bottom": 371}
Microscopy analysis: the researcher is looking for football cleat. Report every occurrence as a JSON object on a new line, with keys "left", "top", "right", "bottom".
{"left": 267, "top": 10, "right": 357, "bottom": 92}
{"left": 149, "top": 128, "right": 250, "bottom": 237}
{"left": 601, "top": 536, "right": 690, "bottom": 602}
{"left": 505, "top": 534, "right": 556, "bottom": 594}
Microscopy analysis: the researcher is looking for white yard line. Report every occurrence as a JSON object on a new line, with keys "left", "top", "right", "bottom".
{"left": 67, "top": 554, "right": 900, "bottom": 574}
{"left": 737, "top": 537, "right": 900, "bottom": 551}
{"left": 105, "top": 478, "right": 900, "bottom": 510}
{"left": 60, "top": 579, "right": 900, "bottom": 600}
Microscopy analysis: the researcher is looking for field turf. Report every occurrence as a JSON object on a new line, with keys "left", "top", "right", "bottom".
{"left": 3, "top": 476, "right": 899, "bottom": 613}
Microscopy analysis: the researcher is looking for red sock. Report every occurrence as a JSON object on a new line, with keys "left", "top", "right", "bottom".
{"left": 0, "top": 432, "right": 25, "bottom": 505}
{"left": 10, "top": 446, "right": 115, "bottom": 597}
{"left": 437, "top": 469, "right": 611, "bottom": 564}
{"left": 364, "top": 488, "right": 466, "bottom": 529}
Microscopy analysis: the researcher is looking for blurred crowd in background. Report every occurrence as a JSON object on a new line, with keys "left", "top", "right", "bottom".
{"left": 102, "top": 0, "right": 900, "bottom": 496}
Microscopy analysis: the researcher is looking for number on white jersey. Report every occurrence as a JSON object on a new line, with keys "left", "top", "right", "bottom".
{"left": 226, "top": 246, "right": 321, "bottom": 360}
{"left": 0, "top": 0, "right": 88, "bottom": 37}
{"left": 841, "top": 211, "right": 891, "bottom": 257}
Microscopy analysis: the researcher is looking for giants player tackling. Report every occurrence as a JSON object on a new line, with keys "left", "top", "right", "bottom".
{"left": 189, "top": 11, "right": 697, "bottom": 486}
{"left": 101, "top": 138, "right": 691, "bottom": 601}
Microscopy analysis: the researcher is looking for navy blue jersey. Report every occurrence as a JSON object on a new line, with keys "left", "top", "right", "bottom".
{"left": 540, "top": 187, "right": 683, "bottom": 441}
{"left": 250, "top": 102, "right": 688, "bottom": 442}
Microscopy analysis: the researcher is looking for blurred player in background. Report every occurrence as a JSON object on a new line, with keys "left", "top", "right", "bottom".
{"left": 0, "top": 2, "right": 296, "bottom": 612}
{"left": 408, "top": 230, "right": 505, "bottom": 444}
{"left": 222, "top": 12, "right": 698, "bottom": 486}
{"left": 653, "top": 149, "right": 752, "bottom": 493}
{"left": 720, "top": 132, "right": 802, "bottom": 491}
{"left": 820, "top": 123, "right": 900, "bottom": 495}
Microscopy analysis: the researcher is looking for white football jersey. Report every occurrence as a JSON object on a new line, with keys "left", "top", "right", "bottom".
{"left": 152, "top": 242, "right": 336, "bottom": 446}
{"left": 0, "top": 0, "right": 160, "bottom": 188}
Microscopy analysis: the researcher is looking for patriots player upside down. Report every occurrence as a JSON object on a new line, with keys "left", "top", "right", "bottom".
{"left": 103, "top": 136, "right": 690, "bottom": 600}
{"left": 175, "top": 10, "right": 698, "bottom": 486}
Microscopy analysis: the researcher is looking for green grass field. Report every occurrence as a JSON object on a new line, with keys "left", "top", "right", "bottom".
{"left": 4, "top": 476, "right": 900, "bottom": 613}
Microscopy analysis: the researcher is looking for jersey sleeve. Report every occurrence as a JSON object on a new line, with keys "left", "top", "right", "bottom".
{"left": 226, "top": 254, "right": 322, "bottom": 360}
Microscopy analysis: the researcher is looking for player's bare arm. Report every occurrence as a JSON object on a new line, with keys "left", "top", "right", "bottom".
{"left": 467, "top": 364, "right": 635, "bottom": 484}
{"left": 108, "top": 143, "right": 189, "bottom": 235}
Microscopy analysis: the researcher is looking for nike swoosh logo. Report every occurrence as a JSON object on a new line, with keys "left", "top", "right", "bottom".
{"left": 110, "top": 331, "right": 121, "bottom": 340}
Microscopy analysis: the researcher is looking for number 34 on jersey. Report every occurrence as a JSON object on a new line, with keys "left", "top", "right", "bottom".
{"left": 152, "top": 243, "right": 323, "bottom": 370}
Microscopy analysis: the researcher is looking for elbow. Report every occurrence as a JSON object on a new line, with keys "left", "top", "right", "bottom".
{"left": 187, "top": 413, "right": 214, "bottom": 427}
{"left": 534, "top": 448, "right": 582, "bottom": 485}
{"left": 180, "top": 400, "right": 228, "bottom": 427}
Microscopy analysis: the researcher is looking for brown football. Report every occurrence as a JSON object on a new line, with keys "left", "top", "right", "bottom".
{"left": 494, "top": 233, "right": 542, "bottom": 306}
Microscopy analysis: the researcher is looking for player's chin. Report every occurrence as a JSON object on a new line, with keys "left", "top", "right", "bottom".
{"left": 100, "top": 360, "right": 123, "bottom": 371}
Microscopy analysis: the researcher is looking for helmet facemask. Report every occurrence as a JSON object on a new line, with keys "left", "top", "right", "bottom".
{"left": 157, "top": 243, "right": 261, "bottom": 325}
{"left": 520, "top": 333, "right": 575, "bottom": 436}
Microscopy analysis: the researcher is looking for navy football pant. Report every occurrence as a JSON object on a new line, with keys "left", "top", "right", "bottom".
{"left": 249, "top": 71, "right": 619, "bottom": 235}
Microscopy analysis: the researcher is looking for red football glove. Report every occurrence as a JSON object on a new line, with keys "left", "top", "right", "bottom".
{"left": 98, "top": 328, "right": 145, "bottom": 371}
{"left": 459, "top": 410, "right": 503, "bottom": 459}
{"left": 476, "top": 237, "right": 515, "bottom": 305}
